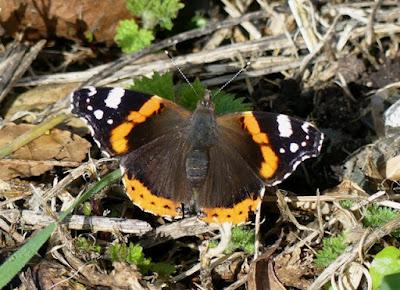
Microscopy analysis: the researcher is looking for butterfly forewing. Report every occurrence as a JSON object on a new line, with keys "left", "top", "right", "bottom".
{"left": 217, "top": 111, "right": 324, "bottom": 186}
{"left": 71, "top": 86, "right": 190, "bottom": 156}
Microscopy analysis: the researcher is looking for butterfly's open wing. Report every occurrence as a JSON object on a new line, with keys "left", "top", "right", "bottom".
{"left": 217, "top": 111, "right": 324, "bottom": 186}
{"left": 121, "top": 132, "right": 191, "bottom": 219}
{"left": 71, "top": 87, "right": 190, "bottom": 156}
{"left": 197, "top": 111, "right": 324, "bottom": 224}
{"left": 198, "top": 143, "right": 264, "bottom": 224}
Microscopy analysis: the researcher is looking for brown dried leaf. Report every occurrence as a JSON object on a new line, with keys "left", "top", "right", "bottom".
{"left": 5, "top": 83, "right": 80, "bottom": 121}
{"left": 0, "top": 123, "right": 91, "bottom": 180}
{"left": 0, "top": 0, "right": 131, "bottom": 44}
{"left": 248, "top": 258, "right": 285, "bottom": 290}
{"left": 248, "top": 243, "right": 284, "bottom": 290}
{"left": 35, "top": 260, "right": 72, "bottom": 290}
{"left": 385, "top": 155, "right": 400, "bottom": 181}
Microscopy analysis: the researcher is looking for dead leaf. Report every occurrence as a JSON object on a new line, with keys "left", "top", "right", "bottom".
{"left": 248, "top": 241, "right": 284, "bottom": 290}
{"left": 0, "top": 123, "right": 91, "bottom": 180}
{"left": 385, "top": 155, "right": 400, "bottom": 181}
{"left": 34, "top": 260, "right": 71, "bottom": 290}
{"left": 5, "top": 83, "right": 80, "bottom": 121}
{"left": 0, "top": 0, "right": 131, "bottom": 44}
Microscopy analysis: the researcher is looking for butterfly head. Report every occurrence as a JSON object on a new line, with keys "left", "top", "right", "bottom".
{"left": 197, "top": 89, "right": 215, "bottom": 111}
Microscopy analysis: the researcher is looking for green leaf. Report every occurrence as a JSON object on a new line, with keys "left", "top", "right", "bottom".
{"left": 130, "top": 72, "right": 175, "bottom": 100}
{"left": 150, "top": 262, "right": 176, "bottom": 276}
{"left": 176, "top": 79, "right": 205, "bottom": 111}
{"left": 0, "top": 223, "right": 57, "bottom": 288}
{"left": 114, "top": 20, "right": 154, "bottom": 53}
{"left": 363, "top": 205, "right": 400, "bottom": 237}
{"left": 227, "top": 226, "right": 255, "bottom": 254}
{"left": 151, "top": 0, "right": 184, "bottom": 30}
{"left": 370, "top": 246, "right": 400, "bottom": 290}
{"left": 125, "top": 0, "right": 184, "bottom": 30}
{"left": 191, "top": 13, "right": 208, "bottom": 28}
{"left": 212, "top": 90, "right": 252, "bottom": 115}
{"left": 380, "top": 272, "right": 400, "bottom": 290}
{"left": 314, "top": 234, "right": 347, "bottom": 268}
{"left": 126, "top": 0, "right": 148, "bottom": 15}
{"left": 130, "top": 73, "right": 252, "bottom": 114}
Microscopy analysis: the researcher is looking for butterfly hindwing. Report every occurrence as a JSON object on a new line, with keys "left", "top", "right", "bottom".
{"left": 198, "top": 143, "right": 263, "bottom": 224}
{"left": 121, "top": 132, "right": 191, "bottom": 219}
{"left": 217, "top": 111, "right": 324, "bottom": 186}
{"left": 71, "top": 86, "right": 190, "bottom": 156}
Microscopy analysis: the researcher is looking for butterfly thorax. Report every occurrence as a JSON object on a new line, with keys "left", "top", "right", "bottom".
{"left": 185, "top": 92, "right": 217, "bottom": 206}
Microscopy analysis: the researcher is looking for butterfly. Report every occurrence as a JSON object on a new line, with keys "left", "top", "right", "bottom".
{"left": 71, "top": 86, "right": 323, "bottom": 224}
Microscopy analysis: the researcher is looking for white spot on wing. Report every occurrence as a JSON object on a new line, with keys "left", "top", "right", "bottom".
{"left": 85, "top": 86, "right": 97, "bottom": 96}
{"left": 87, "top": 105, "right": 93, "bottom": 111}
{"left": 302, "top": 122, "right": 310, "bottom": 133}
{"left": 107, "top": 119, "right": 113, "bottom": 124}
{"left": 86, "top": 98, "right": 90, "bottom": 103}
{"left": 290, "top": 143, "right": 299, "bottom": 153}
{"left": 277, "top": 114, "right": 293, "bottom": 137}
{"left": 301, "top": 141, "right": 307, "bottom": 147}
{"left": 279, "top": 148, "right": 285, "bottom": 153}
{"left": 94, "top": 110, "right": 104, "bottom": 120}
{"left": 105, "top": 87, "right": 125, "bottom": 109}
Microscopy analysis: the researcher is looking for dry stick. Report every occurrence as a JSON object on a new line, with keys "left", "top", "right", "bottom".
{"left": 19, "top": 34, "right": 298, "bottom": 87}
{"left": 0, "top": 40, "right": 46, "bottom": 103}
{"left": 289, "top": 0, "right": 319, "bottom": 52}
{"left": 0, "top": 113, "right": 69, "bottom": 159}
{"left": 308, "top": 216, "right": 400, "bottom": 290}
{"left": 0, "top": 209, "right": 152, "bottom": 235}
{"left": 366, "top": 0, "right": 383, "bottom": 46}
{"left": 140, "top": 217, "right": 219, "bottom": 248}
{"left": 221, "top": 0, "right": 262, "bottom": 39}
{"left": 297, "top": 15, "right": 340, "bottom": 79}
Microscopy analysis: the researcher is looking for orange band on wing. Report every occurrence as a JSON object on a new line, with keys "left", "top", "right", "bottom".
{"left": 110, "top": 96, "right": 163, "bottom": 154}
{"left": 260, "top": 145, "right": 279, "bottom": 178}
{"left": 110, "top": 122, "right": 134, "bottom": 154}
{"left": 201, "top": 197, "right": 261, "bottom": 224}
{"left": 123, "top": 175, "right": 181, "bottom": 218}
{"left": 242, "top": 113, "right": 279, "bottom": 179}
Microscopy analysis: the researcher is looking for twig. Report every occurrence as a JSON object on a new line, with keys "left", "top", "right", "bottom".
{"left": 297, "top": 15, "right": 340, "bottom": 79}
{"left": 0, "top": 113, "right": 69, "bottom": 159}
{"left": 289, "top": 0, "right": 319, "bottom": 52}
{"left": 221, "top": 0, "right": 262, "bottom": 39}
{"left": 140, "top": 217, "right": 219, "bottom": 248}
{"left": 18, "top": 35, "right": 300, "bottom": 87}
{"left": 0, "top": 209, "right": 152, "bottom": 235}
{"left": 366, "top": 0, "right": 383, "bottom": 45}
{"left": 0, "top": 40, "right": 46, "bottom": 104}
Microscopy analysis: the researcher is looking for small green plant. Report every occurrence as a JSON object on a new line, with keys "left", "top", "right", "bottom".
{"left": 81, "top": 202, "right": 92, "bottom": 216}
{"left": 369, "top": 246, "right": 400, "bottom": 290}
{"left": 190, "top": 13, "right": 208, "bottom": 28}
{"left": 74, "top": 237, "right": 101, "bottom": 254}
{"left": 339, "top": 199, "right": 354, "bottom": 209}
{"left": 130, "top": 72, "right": 252, "bottom": 114}
{"left": 115, "top": 0, "right": 184, "bottom": 53}
{"left": 114, "top": 20, "right": 154, "bottom": 53}
{"left": 107, "top": 242, "right": 175, "bottom": 276}
{"left": 209, "top": 226, "right": 255, "bottom": 254}
{"left": 363, "top": 204, "right": 400, "bottom": 237}
{"left": 314, "top": 234, "right": 347, "bottom": 268}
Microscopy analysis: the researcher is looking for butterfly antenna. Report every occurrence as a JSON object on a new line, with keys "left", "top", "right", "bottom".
{"left": 213, "top": 61, "right": 251, "bottom": 98}
{"left": 165, "top": 50, "right": 198, "bottom": 97}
